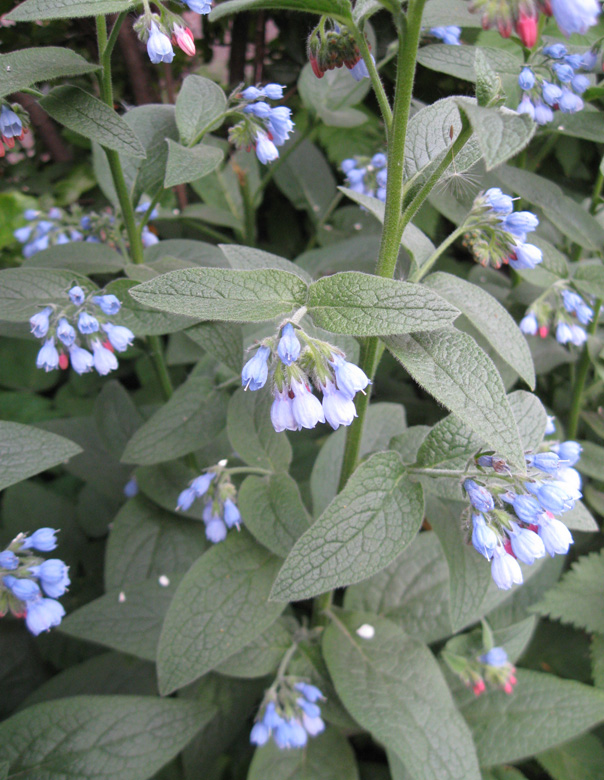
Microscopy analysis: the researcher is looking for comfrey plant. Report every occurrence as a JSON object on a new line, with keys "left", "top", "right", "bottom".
{"left": 516, "top": 43, "right": 598, "bottom": 124}
{"left": 30, "top": 286, "right": 134, "bottom": 375}
{"left": 464, "top": 436, "right": 581, "bottom": 589}
{"left": 3, "top": 0, "right": 604, "bottom": 777}
{"left": 241, "top": 321, "right": 370, "bottom": 432}
{"left": 0, "top": 529, "right": 69, "bottom": 636}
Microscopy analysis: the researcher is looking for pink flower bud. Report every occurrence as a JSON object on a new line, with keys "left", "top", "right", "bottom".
{"left": 538, "top": 325, "right": 549, "bottom": 338}
{"left": 173, "top": 24, "right": 195, "bottom": 56}
{"left": 515, "top": 10, "right": 538, "bottom": 47}
{"left": 58, "top": 353, "right": 69, "bottom": 370}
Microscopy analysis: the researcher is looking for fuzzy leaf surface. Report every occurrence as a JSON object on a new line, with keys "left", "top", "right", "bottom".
{"left": 0, "top": 48, "right": 98, "bottom": 97}
{"left": 175, "top": 75, "right": 227, "bottom": 145}
{"left": 271, "top": 451, "right": 424, "bottom": 601}
{"left": 226, "top": 388, "right": 292, "bottom": 472}
{"left": 164, "top": 140, "right": 224, "bottom": 187}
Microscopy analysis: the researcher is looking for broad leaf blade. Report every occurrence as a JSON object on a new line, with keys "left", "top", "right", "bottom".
{"left": 39, "top": 86, "right": 146, "bottom": 158}
{"left": 0, "top": 268, "right": 92, "bottom": 322}
{"left": 210, "top": 0, "right": 353, "bottom": 22}
{"left": 384, "top": 329, "right": 525, "bottom": 468}
{"left": 323, "top": 611, "right": 481, "bottom": 780}
{"left": 8, "top": 0, "right": 132, "bottom": 20}
{"left": 0, "top": 48, "right": 99, "bottom": 98}
{"left": 0, "top": 696, "right": 214, "bottom": 780}
{"left": 129, "top": 267, "right": 308, "bottom": 322}
{"left": 424, "top": 272, "right": 535, "bottom": 388}
{"left": 271, "top": 452, "right": 424, "bottom": 602}
{"left": 457, "top": 101, "right": 535, "bottom": 170}
{"left": 157, "top": 531, "right": 285, "bottom": 694}
{"left": 175, "top": 75, "right": 227, "bottom": 146}
{"left": 307, "top": 272, "right": 459, "bottom": 336}
{"left": 0, "top": 421, "right": 81, "bottom": 491}
{"left": 164, "top": 140, "right": 224, "bottom": 187}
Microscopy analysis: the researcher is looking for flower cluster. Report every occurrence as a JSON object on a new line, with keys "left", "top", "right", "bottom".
{"left": 251, "top": 682, "right": 325, "bottom": 750}
{"left": 463, "top": 188, "right": 542, "bottom": 271}
{"left": 241, "top": 322, "right": 370, "bottom": 433}
{"left": 30, "top": 285, "right": 134, "bottom": 376}
{"left": 1, "top": 528, "right": 69, "bottom": 636}
{"left": 307, "top": 20, "right": 370, "bottom": 81}
{"left": 428, "top": 26, "right": 462, "bottom": 45}
{"left": 0, "top": 102, "right": 28, "bottom": 158}
{"left": 176, "top": 468, "right": 242, "bottom": 543}
{"left": 470, "top": 0, "right": 600, "bottom": 46}
{"left": 135, "top": 0, "right": 212, "bottom": 63}
{"left": 516, "top": 44, "right": 596, "bottom": 125}
{"left": 14, "top": 202, "right": 158, "bottom": 258}
{"left": 464, "top": 437, "right": 581, "bottom": 590}
{"left": 228, "top": 84, "right": 294, "bottom": 165}
{"left": 341, "top": 153, "right": 387, "bottom": 202}
{"left": 520, "top": 286, "right": 597, "bottom": 347}
{"left": 444, "top": 637, "right": 517, "bottom": 697}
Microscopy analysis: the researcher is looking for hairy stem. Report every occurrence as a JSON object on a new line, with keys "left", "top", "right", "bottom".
{"left": 350, "top": 20, "right": 393, "bottom": 134}
{"left": 410, "top": 225, "right": 466, "bottom": 283}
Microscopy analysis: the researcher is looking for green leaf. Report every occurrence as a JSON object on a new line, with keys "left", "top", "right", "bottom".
{"left": 577, "top": 440, "right": 604, "bottom": 479}
{"left": 271, "top": 452, "right": 424, "bottom": 602}
{"left": 416, "top": 45, "right": 521, "bottom": 83}
{"left": 8, "top": 0, "right": 132, "bottom": 20}
{"left": 164, "top": 140, "right": 224, "bottom": 187}
{"left": 424, "top": 272, "right": 535, "bottom": 388}
{"left": 416, "top": 413, "right": 482, "bottom": 470}
{"left": 107, "top": 278, "right": 198, "bottom": 336}
{"left": 0, "top": 47, "right": 99, "bottom": 98}
{"left": 494, "top": 165, "right": 604, "bottom": 251}
{"left": 185, "top": 321, "right": 243, "bottom": 374}
{"left": 323, "top": 611, "right": 481, "bottom": 780}
{"left": 94, "top": 381, "right": 143, "bottom": 460}
{"left": 60, "top": 575, "right": 183, "bottom": 661}
{"left": 307, "top": 272, "right": 459, "bottom": 336}
{"left": 248, "top": 727, "right": 360, "bottom": 780}
{"left": 0, "top": 696, "right": 214, "bottom": 780}
{"left": 457, "top": 101, "right": 535, "bottom": 170}
{"left": 344, "top": 531, "right": 452, "bottom": 644}
{"left": 216, "top": 618, "right": 293, "bottom": 678}
{"left": 384, "top": 329, "right": 525, "bottom": 468}
{"left": 157, "top": 531, "right": 285, "bottom": 694}
{"left": 537, "top": 733, "right": 604, "bottom": 780}
{"left": 175, "top": 75, "right": 227, "bottom": 146}
{"left": 22, "top": 241, "right": 125, "bottom": 274}
{"left": 210, "top": 0, "right": 351, "bottom": 20}
{"left": 427, "top": 496, "right": 491, "bottom": 632}
{"left": 274, "top": 139, "right": 339, "bottom": 218}
{"left": 474, "top": 49, "right": 503, "bottom": 107}
{"left": 298, "top": 63, "right": 370, "bottom": 127}
{"left": 0, "top": 421, "right": 81, "bottom": 491}
{"left": 104, "top": 495, "right": 207, "bottom": 589}
{"left": 310, "top": 403, "right": 407, "bottom": 516}
{"left": 129, "top": 267, "right": 308, "bottom": 322}
{"left": 0, "top": 267, "right": 91, "bottom": 322}
{"left": 226, "top": 387, "right": 292, "bottom": 472}
{"left": 222, "top": 243, "right": 312, "bottom": 282}
{"left": 548, "top": 111, "right": 604, "bottom": 143}
{"left": 592, "top": 634, "right": 604, "bottom": 688}
{"left": 121, "top": 376, "right": 226, "bottom": 465}
{"left": 422, "top": 0, "right": 486, "bottom": 27}
{"left": 507, "top": 390, "right": 547, "bottom": 452}
{"left": 457, "top": 669, "right": 604, "bottom": 766}
{"left": 238, "top": 473, "right": 311, "bottom": 557}
{"left": 562, "top": 500, "right": 599, "bottom": 532}
{"left": 531, "top": 550, "right": 604, "bottom": 634}
{"left": 573, "top": 264, "right": 604, "bottom": 300}
{"left": 39, "top": 86, "right": 146, "bottom": 158}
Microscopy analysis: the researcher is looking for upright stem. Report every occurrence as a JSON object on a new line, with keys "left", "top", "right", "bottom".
{"left": 350, "top": 20, "right": 393, "bottom": 134}
{"left": 410, "top": 225, "right": 466, "bottom": 283}
{"left": 567, "top": 298, "right": 602, "bottom": 439}
{"left": 338, "top": 0, "right": 426, "bottom": 489}
{"left": 96, "top": 15, "right": 173, "bottom": 400}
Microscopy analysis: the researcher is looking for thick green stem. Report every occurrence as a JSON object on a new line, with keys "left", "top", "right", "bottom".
{"left": 96, "top": 15, "right": 173, "bottom": 400}
{"left": 241, "top": 174, "right": 257, "bottom": 245}
{"left": 338, "top": 0, "right": 426, "bottom": 490}
{"left": 567, "top": 297, "right": 602, "bottom": 439}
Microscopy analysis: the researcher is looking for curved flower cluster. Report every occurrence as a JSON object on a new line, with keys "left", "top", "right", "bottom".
{"left": 30, "top": 286, "right": 134, "bottom": 376}
{"left": 428, "top": 26, "right": 462, "bottom": 45}
{"left": 341, "top": 153, "right": 387, "bottom": 202}
{"left": 251, "top": 682, "right": 325, "bottom": 750}
{"left": 228, "top": 84, "right": 294, "bottom": 165}
{"left": 241, "top": 322, "right": 370, "bottom": 433}
{"left": 0, "top": 103, "right": 28, "bottom": 158}
{"left": 176, "top": 470, "right": 242, "bottom": 543}
{"left": 516, "top": 45, "right": 596, "bottom": 125}
{"left": 307, "top": 20, "right": 367, "bottom": 80}
{"left": 464, "top": 188, "right": 542, "bottom": 271}
{"left": 445, "top": 642, "right": 517, "bottom": 697}
{"left": 470, "top": 0, "right": 599, "bottom": 45}
{"left": 0, "top": 528, "right": 69, "bottom": 636}
{"left": 135, "top": 0, "right": 212, "bottom": 63}
{"left": 14, "top": 202, "right": 158, "bottom": 258}
{"left": 465, "top": 439, "right": 581, "bottom": 590}
{"left": 520, "top": 286, "right": 598, "bottom": 347}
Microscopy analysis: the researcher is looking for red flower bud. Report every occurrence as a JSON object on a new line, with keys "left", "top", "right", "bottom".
{"left": 515, "top": 10, "right": 538, "bottom": 48}
{"left": 497, "top": 17, "right": 513, "bottom": 37}
{"left": 538, "top": 325, "right": 549, "bottom": 338}
{"left": 59, "top": 353, "right": 69, "bottom": 370}
{"left": 310, "top": 55, "right": 324, "bottom": 79}
{"left": 472, "top": 679, "right": 486, "bottom": 696}
{"left": 172, "top": 24, "right": 195, "bottom": 57}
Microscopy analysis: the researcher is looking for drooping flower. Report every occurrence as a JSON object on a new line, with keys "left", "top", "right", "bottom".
{"left": 242, "top": 346, "right": 270, "bottom": 391}
{"left": 30, "top": 307, "right": 53, "bottom": 339}
{"left": 491, "top": 546, "right": 523, "bottom": 590}
{"left": 36, "top": 338, "right": 59, "bottom": 372}
{"left": 147, "top": 21, "right": 175, "bottom": 64}
{"left": 91, "top": 339, "right": 118, "bottom": 376}
{"left": 277, "top": 324, "right": 301, "bottom": 366}
{"left": 551, "top": 0, "right": 600, "bottom": 36}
